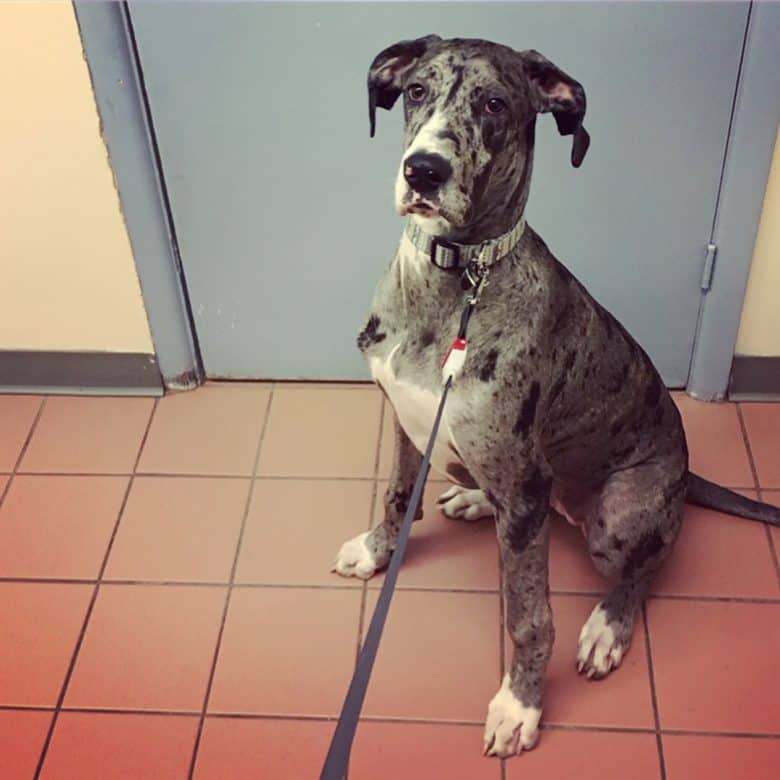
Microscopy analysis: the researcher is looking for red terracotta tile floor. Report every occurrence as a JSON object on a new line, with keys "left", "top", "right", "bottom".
{"left": 0, "top": 385, "right": 777, "bottom": 779}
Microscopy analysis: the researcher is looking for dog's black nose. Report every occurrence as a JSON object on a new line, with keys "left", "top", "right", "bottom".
{"left": 404, "top": 153, "right": 452, "bottom": 194}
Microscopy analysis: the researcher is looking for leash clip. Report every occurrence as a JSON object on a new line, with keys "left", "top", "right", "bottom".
{"left": 465, "top": 262, "right": 490, "bottom": 304}
{"left": 461, "top": 241, "right": 493, "bottom": 296}
{"left": 471, "top": 269, "right": 490, "bottom": 303}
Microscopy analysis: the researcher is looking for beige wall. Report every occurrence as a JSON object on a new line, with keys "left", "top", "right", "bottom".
{"left": 0, "top": 1, "right": 153, "bottom": 354}
{"left": 736, "top": 127, "right": 780, "bottom": 357}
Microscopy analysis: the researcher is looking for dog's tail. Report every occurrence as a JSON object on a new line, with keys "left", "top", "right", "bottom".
{"left": 686, "top": 472, "right": 780, "bottom": 526}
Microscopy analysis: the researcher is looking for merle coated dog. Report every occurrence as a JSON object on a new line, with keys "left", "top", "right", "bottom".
{"left": 333, "top": 35, "right": 780, "bottom": 758}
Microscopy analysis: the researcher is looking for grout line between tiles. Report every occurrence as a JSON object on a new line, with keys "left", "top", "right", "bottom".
{"left": 354, "top": 395, "right": 387, "bottom": 665}
{"left": 0, "top": 467, "right": 565, "bottom": 483}
{"left": 736, "top": 404, "right": 780, "bottom": 589}
{"left": 5, "top": 702, "right": 780, "bottom": 738}
{"left": 270, "top": 382, "right": 377, "bottom": 391}
{"left": 4, "top": 576, "right": 780, "bottom": 602}
{"left": 0, "top": 397, "right": 46, "bottom": 510}
{"left": 642, "top": 605, "right": 667, "bottom": 780}
{"left": 540, "top": 722, "right": 655, "bottom": 734}
{"left": 498, "top": 557, "right": 506, "bottom": 682}
{"left": 187, "top": 385, "right": 276, "bottom": 780}
{"left": 645, "top": 593, "right": 780, "bottom": 605}
{"left": 498, "top": 557, "right": 506, "bottom": 780}
{"left": 33, "top": 396, "right": 160, "bottom": 780}
{"left": 57, "top": 707, "right": 198, "bottom": 719}
{"left": 347, "top": 394, "right": 388, "bottom": 780}
{"left": 660, "top": 728, "right": 780, "bottom": 740}
{"left": 365, "top": 583, "right": 501, "bottom": 594}
{"left": 14, "top": 471, "right": 366, "bottom": 480}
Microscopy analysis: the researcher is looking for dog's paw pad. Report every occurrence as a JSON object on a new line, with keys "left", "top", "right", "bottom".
{"left": 332, "top": 531, "right": 380, "bottom": 580}
{"left": 483, "top": 675, "right": 541, "bottom": 758}
{"left": 437, "top": 485, "right": 495, "bottom": 522}
{"left": 576, "top": 603, "right": 628, "bottom": 679}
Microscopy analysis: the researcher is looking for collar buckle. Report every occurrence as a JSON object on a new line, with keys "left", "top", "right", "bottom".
{"left": 430, "top": 236, "right": 462, "bottom": 270}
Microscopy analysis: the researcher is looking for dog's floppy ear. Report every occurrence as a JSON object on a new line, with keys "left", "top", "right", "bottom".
{"left": 518, "top": 49, "right": 590, "bottom": 167}
{"left": 367, "top": 35, "right": 441, "bottom": 137}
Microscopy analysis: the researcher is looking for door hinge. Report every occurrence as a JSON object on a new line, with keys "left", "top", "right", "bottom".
{"left": 700, "top": 243, "right": 717, "bottom": 291}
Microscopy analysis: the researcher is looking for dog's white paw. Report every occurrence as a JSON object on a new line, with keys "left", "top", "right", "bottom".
{"left": 483, "top": 674, "right": 542, "bottom": 758}
{"left": 576, "top": 603, "right": 627, "bottom": 679}
{"left": 437, "top": 485, "right": 496, "bottom": 522}
{"left": 332, "top": 531, "right": 381, "bottom": 580}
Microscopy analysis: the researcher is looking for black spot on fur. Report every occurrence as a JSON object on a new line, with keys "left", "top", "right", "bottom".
{"left": 523, "top": 464, "right": 550, "bottom": 502}
{"left": 552, "top": 305, "right": 572, "bottom": 335}
{"left": 512, "top": 381, "right": 540, "bottom": 437}
{"left": 388, "top": 489, "right": 409, "bottom": 514}
{"left": 504, "top": 468, "right": 551, "bottom": 552}
{"left": 479, "top": 349, "right": 499, "bottom": 381}
{"left": 446, "top": 462, "right": 477, "bottom": 488}
{"left": 444, "top": 65, "right": 464, "bottom": 105}
{"left": 612, "top": 537, "right": 625, "bottom": 551}
{"left": 549, "top": 376, "right": 566, "bottom": 405}
{"left": 420, "top": 329, "right": 435, "bottom": 348}
{"left": 610, "top": 420, "right": 623, "bottom": 436}
{"left": 506, "top": 506, "right": 546, "bottom": 553}
{"left": 357, "top": 315, "right": 386, "bottom": 352}
{"left": 554, "top": 262, "right": 574, "bottom": 284}
{"left": 662, "top": 471, "right": 688, "bottom": 502}
{"left": 611, "top": 444, "right": 635, "bottom": 464}
{"left": 623, "top": 529, "right": 665, "bottom": 577}
{"left": 609, "top": 362, "right": 631, "bottom": 394}
{"left": 644, "top": 374, "right": 662, "bottom": 408}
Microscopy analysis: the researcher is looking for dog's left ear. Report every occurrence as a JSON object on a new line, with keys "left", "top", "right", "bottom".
{"left": 367, "top": 34, "right": 441, "bottom": 137}
{"left": 518, "top": 49, "right": 590, "bottom": 167}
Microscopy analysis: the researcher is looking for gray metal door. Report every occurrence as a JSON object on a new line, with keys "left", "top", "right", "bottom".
{"left": 127, "top": 1, "right": 750, "bottom": 385}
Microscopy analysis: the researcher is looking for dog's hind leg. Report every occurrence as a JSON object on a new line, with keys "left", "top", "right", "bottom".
{"left": 332, "top": 413, "right": 423, "bottom": 579}
{"left": 577, "top": 460, "right": 685, "bottom": 678}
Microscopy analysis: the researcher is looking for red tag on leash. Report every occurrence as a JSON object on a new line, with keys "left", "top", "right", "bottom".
{"left": 442, "top": 337, "right": 468, "bottom": 382}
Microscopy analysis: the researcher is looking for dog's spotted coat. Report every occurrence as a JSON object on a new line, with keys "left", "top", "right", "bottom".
{"left": 335, "top": 35, "right": 780, "bottom": 759}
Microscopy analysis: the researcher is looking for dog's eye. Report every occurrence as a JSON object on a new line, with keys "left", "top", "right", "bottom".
{"left": 485, "top": 98, "right": 507, "bottom": 115}
{"left": 407, "top": 84, "right": 427, "bottom": 103}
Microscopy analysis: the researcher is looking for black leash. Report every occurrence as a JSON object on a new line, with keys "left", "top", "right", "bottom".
{"left": 320, "top": 268, "right": 486, "bottom": 780}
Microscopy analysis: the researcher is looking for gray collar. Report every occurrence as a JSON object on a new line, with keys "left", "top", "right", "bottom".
{"left": 405, "top": 216, "right": 527, "bottom": 272}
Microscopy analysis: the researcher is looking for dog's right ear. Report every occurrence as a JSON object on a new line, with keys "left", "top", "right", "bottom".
{"left": 368, "top": 35, "right": 441, "bottom": 137}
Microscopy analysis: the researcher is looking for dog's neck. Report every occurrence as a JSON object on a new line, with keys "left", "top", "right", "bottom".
{"left": 417, "top": 120, "right": 536, "bottom": 245}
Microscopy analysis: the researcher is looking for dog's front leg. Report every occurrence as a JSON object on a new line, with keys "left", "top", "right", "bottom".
{"left": 483, "top": 462, "right": 553, "bottom": 758}
{"left": 332, "top": 412, "right": 423, "bottom": 579}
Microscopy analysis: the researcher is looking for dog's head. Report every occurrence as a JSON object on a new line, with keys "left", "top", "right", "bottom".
{"left": 368, "top": 36, "right": 589, "bottom": 239}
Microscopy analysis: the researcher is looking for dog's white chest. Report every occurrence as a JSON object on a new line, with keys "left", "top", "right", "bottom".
{"left": 370, "top": 344, "right": 462, "bottom": 480}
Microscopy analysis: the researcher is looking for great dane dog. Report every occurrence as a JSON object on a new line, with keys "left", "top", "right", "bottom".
{"left": 333, "top": 35, "right": 780, "bottom": 758}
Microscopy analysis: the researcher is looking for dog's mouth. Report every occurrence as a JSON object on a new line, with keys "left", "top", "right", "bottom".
{"left": 399, "top": 192, "right": 445, "bottom": 220}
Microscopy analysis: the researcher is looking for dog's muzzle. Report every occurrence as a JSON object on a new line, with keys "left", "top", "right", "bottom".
{"left": 403, "top": 152, "right": 452, "bottom": 195}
